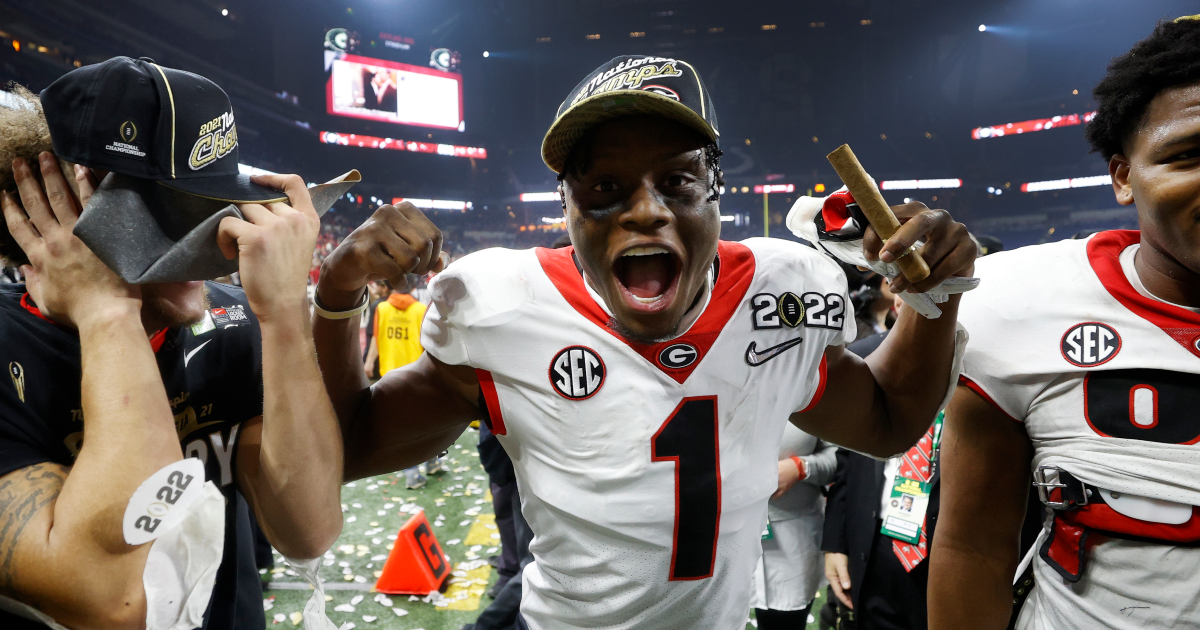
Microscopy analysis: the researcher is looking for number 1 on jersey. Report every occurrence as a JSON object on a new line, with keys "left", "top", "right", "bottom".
{"left": 651, "top": 396, "right": 721, "bottom": 581}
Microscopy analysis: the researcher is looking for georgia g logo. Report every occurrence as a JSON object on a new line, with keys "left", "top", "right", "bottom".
{"left": 658, "top": 343, "right": 699, "bottom": 369}
{"left": 549, "top": 346, "right": 606, "bottom": 400}
{"left": 1061, "top": 322, "right": 1121, "bottom": 367}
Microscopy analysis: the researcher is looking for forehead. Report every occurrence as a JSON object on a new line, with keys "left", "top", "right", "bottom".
{"left": 1133, "top": 82, "right": 1200, "bottom": 151}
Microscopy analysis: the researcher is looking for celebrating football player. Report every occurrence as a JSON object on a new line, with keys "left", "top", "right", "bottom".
{"left": 314, "top": 55, "right": 976, "bottom": 629}
{"left": 930, "top": 16, "right": 1200, "bottom": 630}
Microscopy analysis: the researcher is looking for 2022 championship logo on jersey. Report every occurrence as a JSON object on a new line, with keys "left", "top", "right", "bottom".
{"left": 750, "top": 291, "right": 844, "bottom": 330}
{"left": 1061, "top": 322, "right": 1121, "bottom": 367}
{"left": 549, "top": 346, "right": 606, "bottom": 400}
{"left": 209, "top": 305, "right": 248, "bottom": 328}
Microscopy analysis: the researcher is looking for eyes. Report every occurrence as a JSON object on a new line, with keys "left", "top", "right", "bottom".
{"left": 589, "top": 173, "right": 698, "bottom": 194}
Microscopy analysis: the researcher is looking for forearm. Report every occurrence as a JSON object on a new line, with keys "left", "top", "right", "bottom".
{"left": 58, "top": 306, "right": 181, "bottom": 553}
{"left": 928, "top": 540, "right": 1018, "bottom": 630}
{"left": 863, "top": 294, "right": 961, "bottom": 452}
{"left": 29, "top": 307, "right": 181, "bottom": 627}
{"left": 312, "top": 283, "right": 371, "bottom": 429}
{"left": 250, "top": 309, "right": 344, "bottom": 558}
{"left": 802, "top": 443, "right": 839, "bottom": 486}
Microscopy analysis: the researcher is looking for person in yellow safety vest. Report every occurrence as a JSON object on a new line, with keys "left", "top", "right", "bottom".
{"left": 367, "top": 279, "right": 427, "bottom": 377}
{"left": 364, "top": 275, "right": 444, "bottom": 488}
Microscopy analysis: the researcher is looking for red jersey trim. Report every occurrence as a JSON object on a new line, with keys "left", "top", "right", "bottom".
{"left": 797, "top": 354, "right": 828, "bottom": 413}
{"left": 1087, "top": 230, "right": 1200, "bottom": 358}
{"left": 21, "top": 292, "right": 168, "bottom": 353}
{"left": 475, "top": 368, "right": 506, "bottom": 435}
{"left": 958, "top": 375, "right": 1020, "bottom": 422}
{"left": 535, "top": 241, "right": 756, "bottom": 384}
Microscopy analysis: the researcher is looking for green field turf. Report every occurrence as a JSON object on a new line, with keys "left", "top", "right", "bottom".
{"left": 262, "top": 428, "right": 823, "bottom": 629}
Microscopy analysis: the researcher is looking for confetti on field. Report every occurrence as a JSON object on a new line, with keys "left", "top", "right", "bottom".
{"left": 464, "top": 514, "right": 498, "bottom": 545}
{"left": 289, "top": 611, "right": 303, "bottom": 625}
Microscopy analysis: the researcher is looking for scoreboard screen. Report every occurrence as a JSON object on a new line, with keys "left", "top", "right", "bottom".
{"left": 326, "top": 53, "right": 464, "bottom": 131}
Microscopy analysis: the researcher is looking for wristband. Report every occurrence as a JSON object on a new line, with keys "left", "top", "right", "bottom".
{"left": 313, "top": 290, "right": 369, "bottom": 320}
{"left": 790, "top": 455, "right": 807, "bottom": 481}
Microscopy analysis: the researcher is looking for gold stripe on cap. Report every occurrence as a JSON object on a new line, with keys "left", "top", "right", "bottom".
{"left": 150, "top": 63, "right": 177, "bottom": 179}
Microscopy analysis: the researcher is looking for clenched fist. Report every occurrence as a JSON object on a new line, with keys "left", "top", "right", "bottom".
{"left": 316, "top": 202, "right": 444, "bottom": 310}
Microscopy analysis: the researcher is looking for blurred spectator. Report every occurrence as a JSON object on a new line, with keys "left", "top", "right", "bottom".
{"left": 751, "top": 424, "right": 838, "bottom": 628}
{"left": 851, "top": 273, "right": 896, "bottom": 341}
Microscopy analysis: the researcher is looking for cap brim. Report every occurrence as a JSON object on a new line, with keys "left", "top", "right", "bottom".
{"left": 158, "top": 173, "right": 288, "bottom": 204}
{"left": 541, "top": 89, "right": 718, "bottom": 174}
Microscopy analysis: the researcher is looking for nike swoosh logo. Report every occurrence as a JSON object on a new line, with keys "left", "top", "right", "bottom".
{"left": 184, "top": 340, "right": 213, "bottom": 368}
{"left": 745, "top": 338, "right": 803, "bottom": 367}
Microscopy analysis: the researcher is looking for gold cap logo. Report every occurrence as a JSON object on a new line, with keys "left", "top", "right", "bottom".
{"left": 8, "top": 362, "right": 24, "bottom": 403}
{"left": 118, "top": 120, "right": 138, "bottom": 143}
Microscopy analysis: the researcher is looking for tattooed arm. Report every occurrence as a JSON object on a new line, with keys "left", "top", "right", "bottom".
{"left": 0, "top": 156, "right": 184, "bottom": 628}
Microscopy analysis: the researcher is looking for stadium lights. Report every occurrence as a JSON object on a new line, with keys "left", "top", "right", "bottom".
{"left": 320, "top": 131, "right": 487, "bottom": 159}
{"left": 720, "top": 215, "right": 736, "bottom": 222}
{"left": 540, "top": 217, "right": 566, "bottom": 224}
{"left": 879, "top": 179, "right": 962, "bottom": 190}
{"left": 483, "top": 51, "right": 489, "bottom": 57}
{"left": 972, "top": 112, "right": 1096, "bottom": 139}
{"left": 978, "top": 24, "right": 986, "bottom": 32}
{"left": 753, "top": 184, "right": 795, "bottom": 194}
{"left": 1020, "top": 175, "right": 1111, "bottom": 193}
{"left": 392, "top": 197, "right": 474, "bottom": 212}
{"left": 520, "top": 192, "right": 560, "bottom": 202}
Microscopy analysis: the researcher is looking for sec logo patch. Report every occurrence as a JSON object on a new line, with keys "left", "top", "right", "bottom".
{"left": 550, "top": 346, "right": 606, "bottom": 400}
{"left": 658, "top": 343, "right": 699, "bottom": 369}
{"left": 1061, "top": 322, "right": 1121, "bottom": 367}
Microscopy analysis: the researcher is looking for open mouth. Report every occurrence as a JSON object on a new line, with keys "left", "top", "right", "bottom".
{"left": 612, "top": 246, "right": 680, "bottom": 312}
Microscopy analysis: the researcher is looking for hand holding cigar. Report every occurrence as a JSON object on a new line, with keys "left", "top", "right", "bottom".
{"left": 826, "top": 144, "right": 977, "bottom": 294}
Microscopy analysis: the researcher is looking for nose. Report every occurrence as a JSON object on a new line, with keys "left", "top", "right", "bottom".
{"left": 618, "top": 181, "right": 672, "bottom": 233}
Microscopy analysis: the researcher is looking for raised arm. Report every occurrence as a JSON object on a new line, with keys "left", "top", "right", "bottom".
{"left": 928, "top": 385, "right": 1033, "bottom": 630}
{"left": 791, "top": 202, "right": 975, "bottom": 457}
{"left": 0, "top": 155, "right": 182, "bottom": 628}
{"left": 312, "top": 203, "right": 477, "bottom": 481}
{"left": 218, "top": 174, "right": 347, "bottom": 559}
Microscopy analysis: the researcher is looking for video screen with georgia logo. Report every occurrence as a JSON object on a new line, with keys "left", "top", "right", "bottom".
{"left": 326, "top": 53, "right": 464, "bottom": 131}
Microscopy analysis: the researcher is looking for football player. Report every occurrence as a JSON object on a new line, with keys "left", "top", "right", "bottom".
{"left": 929, "top": 16, "right": 1200, "bottom": 630}
{"left": 314, "top": 56, "right": 976, "bottom": 629}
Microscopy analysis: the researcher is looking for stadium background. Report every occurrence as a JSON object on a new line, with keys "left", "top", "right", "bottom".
{"left": 2, "top": 0, "right": 1196, "bottom": 628}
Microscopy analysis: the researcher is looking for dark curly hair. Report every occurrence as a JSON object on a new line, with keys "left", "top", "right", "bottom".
{"left": 1086, "top": 16, "right": 1200, "bottom": 160}
{"left": 555, "top": 124, "right": 724, "bottom": 208}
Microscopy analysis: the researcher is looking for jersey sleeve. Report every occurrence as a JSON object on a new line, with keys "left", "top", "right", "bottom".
{"left": 744, "top": 237, "right": 857, "bottom": 347}
{"left": 421, "top": 248, "right": 534, "bottom": 367}
{"left": 956, "top": 249, "right": 1045, "bottom": 422}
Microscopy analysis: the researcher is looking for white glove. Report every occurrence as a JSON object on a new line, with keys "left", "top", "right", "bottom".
{"left": 784, "top": 187, "right": 979, "bottom": 319}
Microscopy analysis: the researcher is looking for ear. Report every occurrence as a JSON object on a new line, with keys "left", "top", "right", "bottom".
{"left": 1109, "top": 154, "right": 1134, "bottom": 206}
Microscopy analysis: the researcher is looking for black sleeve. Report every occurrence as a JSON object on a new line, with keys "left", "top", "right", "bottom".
{"left": 821, "top": 448, "right": 852, "bottom": 554}
{"left": 0, "top": 385, "right": 59, "bottom": 479}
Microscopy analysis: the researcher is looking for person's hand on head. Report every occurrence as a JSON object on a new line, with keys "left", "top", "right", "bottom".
{"left": 217, "top": 173, "right": 321, "bottom": 323}
{"left": 316, "top": 202, "right": 445, "bottom": 310}
{"left": 0, "top": 153, "right": 139, "bottom": 326}
{"left": 861, "top": 201, "right": 977, "bottom": 295}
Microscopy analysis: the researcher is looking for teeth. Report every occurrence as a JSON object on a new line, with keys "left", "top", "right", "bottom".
{"left": 634, "top": 295, "right": 664, "bottom": 304}
{"left": 623, "top": 246, "right": 670, "bottom": 257}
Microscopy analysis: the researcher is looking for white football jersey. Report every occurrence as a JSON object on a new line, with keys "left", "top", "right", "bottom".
{"left": 959, "top": 231, "right": 1200, "bottom": 630}
{"left": 422, "top": 238, "right": 854, "bottom": 629}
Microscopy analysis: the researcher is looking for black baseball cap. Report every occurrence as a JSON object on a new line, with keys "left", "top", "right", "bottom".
{"left": 541, "top": 55, "right": 720, "bottom": 174}
{"left": 40, "top": 56, "right": 286, "bottom": 203}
